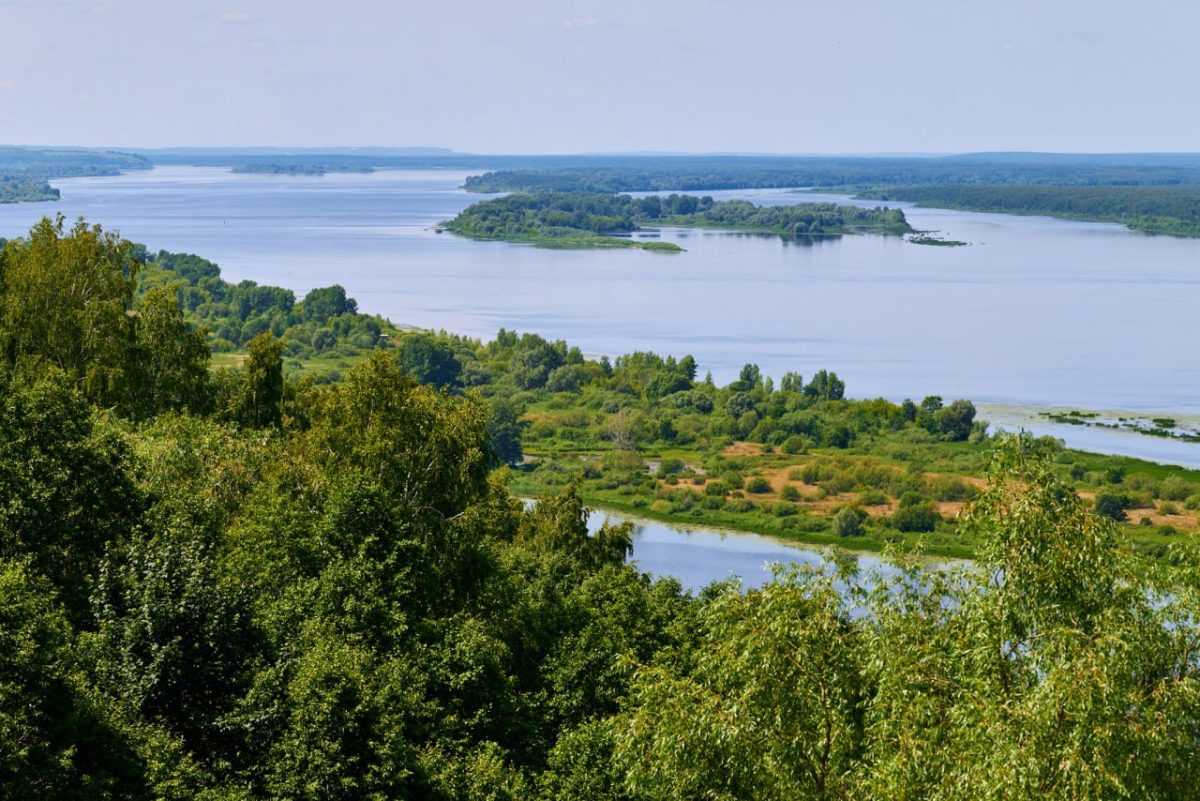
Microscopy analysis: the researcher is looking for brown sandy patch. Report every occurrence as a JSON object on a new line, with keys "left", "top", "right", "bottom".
{"left": 723, "top": 441, "right": 764, "bottom": 457}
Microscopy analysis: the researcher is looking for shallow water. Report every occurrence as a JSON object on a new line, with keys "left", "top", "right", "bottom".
{"left": 2, "top": 166, "right": 1197, "bottom": 464}
{"left": 585, "top": 506, "right": 894, "bottom": 592}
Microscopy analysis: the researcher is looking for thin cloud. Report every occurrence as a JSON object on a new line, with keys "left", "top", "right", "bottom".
{"left": 562, "top": 16, "right": 600, "bottom": 29}
{"left": 221, "top": 10, "right": 252, "bottom": 22}
{"left": 0, "top": 80, "right": 17, "bottom": 90}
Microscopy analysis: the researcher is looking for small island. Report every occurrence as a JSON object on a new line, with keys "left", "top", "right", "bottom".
{"left": 442, "top": 192, "right": 911, "bottom": 251}
{"left": 908, "top": 233, "right": 968, "bottom": 246}
{"left": 231, "top": 162, "right": 376, "bottom": 176}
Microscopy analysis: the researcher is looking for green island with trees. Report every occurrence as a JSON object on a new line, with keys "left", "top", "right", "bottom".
{"left": 230, "top": 163, "right": 376, "bottom": 176}
{"left": 443, "top": 192, "right": 911, "bottom": 250}
{"left": 5, "top": 215, "right": 1200, "bottom": 796}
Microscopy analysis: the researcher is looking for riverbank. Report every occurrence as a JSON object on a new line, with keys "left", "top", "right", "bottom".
{"left": 508, "top": 431, "right": 1200, "bottom": 562}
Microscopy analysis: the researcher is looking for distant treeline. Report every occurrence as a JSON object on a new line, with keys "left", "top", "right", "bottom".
{"left": 462, "top": 156, "right": 1200, "bottom": 194}
{"left": 0, "top": 147, "right": 150, "bottom": 203}
{"left": 856, "top": 185, "right": 1200, "bottom": 237}
{"left": 443, "top": 192, "right": 910, "bottom": 249}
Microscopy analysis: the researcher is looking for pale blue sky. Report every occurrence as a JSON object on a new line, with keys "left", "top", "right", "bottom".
{"left": 1, "top": 0, "right": 1196, "bottom": 153}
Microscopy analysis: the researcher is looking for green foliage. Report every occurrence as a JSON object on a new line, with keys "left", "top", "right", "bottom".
{"left": 1094, "top": 490, "right": 1129, "bottom": 521}
{"left": 398, "top": 332, "right": 462, "bottom": 389}
{"left": 833, "top": 504, "right": 868, "bottom": 537}
{"left": 860, "top": 183, "right": 1200, "bottom": 237}
{"left": 890, "top": 493, "right": 940, "bottom": 532}
{"left": 0, "top": 370, "right": 143, "bottom": 618}
{"left": 745, "top": 476, "right": 772, "bottom": 494}
{"left": 444, "top": 192, "right": 910, "bottom": 249}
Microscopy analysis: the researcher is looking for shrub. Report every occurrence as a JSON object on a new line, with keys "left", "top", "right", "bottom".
{"left": 891, "top": 495, "right": 940, "bottom": 532}
{"left": 786, "top": 467, "right": 805, "bottom": 482}
{"left": 1069, "top": 462, "right": 1088, "bottom": 481}
{"left": 1186, "top": 493, "right": 1200, "bottom": 511}
{"left": 1125, "top": 474, "right": 1159, "bottom": 496}
{"left": 929, "top": 475, "right": 979, "bottom": 502}
{"left": 858, "top": 489, "right": 889, "bottom": 506}
{"left": 833, "top": 505, "right": 868, "bottom": 537}
{"left": 1159, "top": 501, "right": 1181, "bottom": 516}
{"left": 820, "top": 472, "right": 856, "bottom": 495}
{"left": 704, "top": 480, "right": 729, "bottom": 497}
{"left": 1094, "top": 491, "right": 1128, "bottom": 521}
{"left": 1159, "top": 476, "right": 1194, "bottom": 501}
{"left": 780, "top": 485, "right": 801, "bottom": 502}
{"left": 773, "top": 503, "right": 798, "bottom": 518}
{"left": 799, "top": 463, "right": 824, "bottom": 485}
{"left": 726, "top": 498, "right": 755, "bottom": 513}
{"left": 656, "top": 458, "right": 685, "bottom": 478}
{"left": 1103, "top": 465, "right": 1125, "bottom": 484}
{"left": 745, "top": 477, "right": 772, "bottom": 494}
{"left": 781, "top": 435, "right": 813, "bottom": 455}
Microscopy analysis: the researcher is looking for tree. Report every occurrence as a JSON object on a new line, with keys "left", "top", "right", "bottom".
{"left": 617, "top": 564, "right": 862, "bottom": 799}
{"left": 398, "top": 333, "right": 462, "bottom": 389}
{"left": 0, "top": 560, "right": 141, "bottom": 797}
{"left": 0, "top": 216, "right": 138, "bottom": 407}
{"left": 678, "top": 354, "right": 697, "bottom": 381}
{"left": 127, "top": 284, "right": 212, "bottom": 418}
{"left": 730, "top": 363, "right": 761, "bottom": 392}
{"left": 0, "top": 370, "right": 142, "bottom": 620}
{"left": 300, "top": 284, "right": 356, "bottom": 323}
{"left": 90, "top": 530, "right": 258, "bottom": 760}
{"left": 933, "top": 398, "right": 976, "bottom": 441}
{"left": 804, "top": 369, "right": 845, "bottom": 400}
{"left": 239, "top": 332, "right": 284, "bottom": 428}
{"left": 488, "top": 395, "right": 526, "bottom": 465}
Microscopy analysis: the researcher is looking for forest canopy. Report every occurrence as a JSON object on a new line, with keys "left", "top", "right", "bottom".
{"left": 3, "top": 216, "right": 1200, "bottom": 798}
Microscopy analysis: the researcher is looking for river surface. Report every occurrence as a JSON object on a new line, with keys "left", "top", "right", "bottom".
{"left": 585, "top": 506, "right": 897, "bottom": 592}
{"left": 2, "top": 165, "right": 1198, "bottom": 464}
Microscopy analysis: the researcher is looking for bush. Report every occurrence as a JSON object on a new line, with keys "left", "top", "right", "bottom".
{"left": 858, "top": 489, "right": 889, "bottom": 506}
{"left": 833, "top": 505, "right": 868, "bottom": 537}
{"left": 780, "top": 485, "right": 801, "bottom": 502}
{"left": 891, "top": 496, "right": 940, "bottom": 533}
{"left": 704, "top": 480, "right": 729, "bottom": 497}
{"left": 1094, "top": 491, "right": 1128, "bottom": 521}
{"left": 929, "top": 475, "right": 978, "bottom": 502}
{"left": 820, "top": 472, "right": 856, "bottom": 495}
{"left": 1186, "top": 493, "right": 1200, "bottom": 511}
{"left": 781, "top": 435, "right": 813, "bottom": 455}
{"left": 1159, "top": 501, "right": 1181, "bottom": 516}
{"left": 1103, "top": 465, "right": 1125, "bottom": 484}
{"left": 1069, "top": 462, "right": 1088, "bottom": 481}
{"left": 1159, "top": 476, "right": 1194, "bottom": 501}
{"left": 745, "top": 477, "right": 772, "bottom": 494}
{"left": 656, "top": 458, "right": 685, "bottom": 478}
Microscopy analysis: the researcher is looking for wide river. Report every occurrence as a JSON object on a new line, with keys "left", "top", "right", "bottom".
{"left": 2, "top": 165, "right": 1198, "bottom": 465}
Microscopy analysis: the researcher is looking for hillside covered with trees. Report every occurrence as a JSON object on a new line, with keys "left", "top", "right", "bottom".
{"left": 4, "top": 217, "right": 1200, "bottom": 798}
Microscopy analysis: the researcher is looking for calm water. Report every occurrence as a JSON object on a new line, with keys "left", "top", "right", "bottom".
{"left": 2, "top": 166, "right": 1198, "bottom": 464}
{"left": 585, "top": 506, "right": 895, "bottom": 592}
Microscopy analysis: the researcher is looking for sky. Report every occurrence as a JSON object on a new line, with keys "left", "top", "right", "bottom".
{"left": 1, "top": 0, "right": 1197, "bottom": 153}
